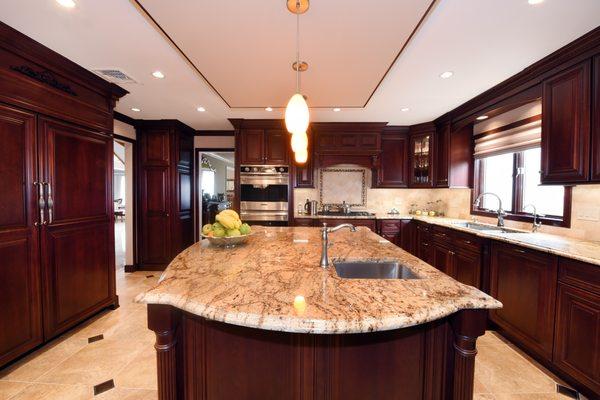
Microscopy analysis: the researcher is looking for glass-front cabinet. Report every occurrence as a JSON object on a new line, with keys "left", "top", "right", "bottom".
{"left": 409, "top": 133, "right": 433, "bottom": 187}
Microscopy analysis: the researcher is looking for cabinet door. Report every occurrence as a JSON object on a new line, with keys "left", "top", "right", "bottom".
{"left": 592, "top": 55, "right": 600, "bottom": 182}
{"left": 0, "top": 105, "right": 43, "bottom": 366}
{"left": 378, "top": 220, "right": 401, "bottom": 245}
{"left": 400, "top": 220, "right": 415, "bottom": 255}
{"left": 293, "top": 218, "right": 314, "bottom": 227}
{"left": 453, "top": 249, "right": 481, "bottom": 289}
{"left": 240, "top": 129, "right": 265, "bottom": 164}
{"left": 431, "top": 243, "right": 453, "bottom": 276}
{"left": 264, "top": 129, "right": 289, "bottom": 165}
{"left": 409, "top": 133, "right": 433, "bottom": 187}
{"left": 554, "top": 284, "right": 600, "bottom": 394}
{"left": 39, "top": 117, "right": 115, "bottom": 338}
{"left": 376, "top": 134, "right": 408, "bottom": 188}
{"left": 541, "top": 61, "right": 591, "bottom": 184}
{"left": 490, "top": 243, "right": 557, "bottom": 360}
{"left": 434, "top": 122, "right": 450, "bottom": 187}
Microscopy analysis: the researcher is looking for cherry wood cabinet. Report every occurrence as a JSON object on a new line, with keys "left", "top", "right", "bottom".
{"left": 239, "top": 128, "right": 289, "bottom": 165}
{"left": 377, "top": 219, "right": 403, "bottom": 245}
{"left": 292, "top": 218, "right": 314, "bottom": 227}
{"left": 293, "top": 128, "right": 314, "bottom": 188}
{"left": 430, "top": 227, "right": 482, "bottom": 288}
{"left": 489, "top": 242, "right": 558, "bottom": 361}
{"left": 408, "top": 123, "right": 435, "bottom": 188}
{"left": 592, "top": 55, "right": 600, "bottom": 182}
{"left": 400, "top": 220, "right": 416, "bottom": 256}
{"left": 415, "top": 222, "right": 433, "bottom": 263}
{"left": 374, "top": 128, "right": 409, "bottom": 188}
{"left": 541, "top": 60, "right": 591, "bottom": 184}
{"left": 0, "top": 105, "right": 43, "bottom": 367}
{"left": 137, "top": 121, "right": 194, "bottom": 271}
{"left": 39, "top": 117, "right": 116, "bottom": 338}
{"left": 434, "top": 122, "right": 473, "bottom": 188}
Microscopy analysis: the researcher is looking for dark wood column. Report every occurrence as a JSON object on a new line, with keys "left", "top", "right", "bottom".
{"left": 450, "top": 309, "right": 487, "bottom": 400}
{"left": 148, "top": 304, "right": 181, "bottom": 400}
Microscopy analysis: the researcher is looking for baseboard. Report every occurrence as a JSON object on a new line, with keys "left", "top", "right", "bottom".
{"left": 124, "top": 264, "right": 137, "bottom": 273}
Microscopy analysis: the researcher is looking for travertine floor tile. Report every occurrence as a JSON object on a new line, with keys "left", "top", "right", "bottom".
{"left": 8, "top": 383, "right": 90, "bottom": 400}
{"left": 95, "top": 388, "right": 158, "bottom": 400}
{"left": 0, "top": 381, "right": 29, "bottom": 400}
{"left": 114, "top": 347, "right": 157, "bottom": 390}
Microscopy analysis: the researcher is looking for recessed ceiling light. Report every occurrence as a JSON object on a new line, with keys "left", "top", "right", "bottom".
{"left": 528, "top": 0, "right": 543, "bottom": 4}
{"left": 131, "top": 107, "right": 141, "bottom": 112}
{"left": 439, "top": 71, "right": 454, "bottom": 79}
{"left": 56, "top": 0, "right": 76, "bottom": 8}
{"left": 196, "top": 106, "right": 206, "bottom": 112}
{"left": 401, "top": 107, "right": 410, "bottom": 112}
{"left": 476, "top": 115, "right": 489, "bottom": 121}
{"left": 152, "top": 71, "right": 165, "bottom": 79}
{"left": 265, "top": 107, "right": 273, "bottom": 112}
{"left": 333, "top": 108, "right": 341, "bottom": 112}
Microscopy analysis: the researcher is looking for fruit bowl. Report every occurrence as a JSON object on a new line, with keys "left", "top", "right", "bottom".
{"left": 201, "top": 232, "right": 253, "bottom": 248}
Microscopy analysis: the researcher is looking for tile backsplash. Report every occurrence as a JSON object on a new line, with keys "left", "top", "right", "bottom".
{"left": 294, "top": 164, "right": 600, "bottom": 241}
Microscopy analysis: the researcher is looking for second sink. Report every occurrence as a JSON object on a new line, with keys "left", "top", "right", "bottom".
{"left": 333, "top": 259, "right": 421, "bottom": 280}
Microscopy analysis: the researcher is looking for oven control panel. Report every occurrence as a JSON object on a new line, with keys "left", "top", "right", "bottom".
{"left": 240, "top": 165, "right": 288, "bottom": 174}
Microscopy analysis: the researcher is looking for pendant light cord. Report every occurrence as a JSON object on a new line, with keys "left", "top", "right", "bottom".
{"left": 296, "top": 1, "right": 300, "bottom": 94}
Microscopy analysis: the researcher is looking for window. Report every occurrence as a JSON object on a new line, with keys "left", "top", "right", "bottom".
{"left": 474, "top": 147, "right": 570, "bottom": 226}
{"left": 201, "top": 169, "right": 215, "bottom": 196}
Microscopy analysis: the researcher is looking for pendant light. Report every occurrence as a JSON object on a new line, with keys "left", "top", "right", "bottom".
{"left": 285, "top": 0, "right": 310, "bottom": 164}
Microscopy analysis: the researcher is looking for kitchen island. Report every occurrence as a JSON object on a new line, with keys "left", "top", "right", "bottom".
{"left": 136, "top": 226, "right": 501, "bottom": 400}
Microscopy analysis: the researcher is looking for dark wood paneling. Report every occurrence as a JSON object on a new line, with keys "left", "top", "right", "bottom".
{"left": 140, "top": 167, "right": 170, "bottom": 266}
{"left": 592, "top": 55, "right": 600, "bottom": 181}
{"left": 541, "top": 60, "right": 591, "bottom": 184}
{"left": 489, "top": 243, "right": 557, "bottom": 361}
{"left": 554, "top": 283, "right": 600, "bottom": 395}
{"left": 375, "top": 130, "right": 409, "bottom": 188}
{"left": 0, "top": 105, "right": 42, "bottom": 366}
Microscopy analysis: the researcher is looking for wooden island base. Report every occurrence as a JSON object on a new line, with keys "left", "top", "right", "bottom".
{"left": 148, "top": 304, "right": 487, "bottom": 400}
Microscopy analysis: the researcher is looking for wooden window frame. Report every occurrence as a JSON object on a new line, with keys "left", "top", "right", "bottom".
{"left": 472, "top": 149, "right": 572, "bottom": 228}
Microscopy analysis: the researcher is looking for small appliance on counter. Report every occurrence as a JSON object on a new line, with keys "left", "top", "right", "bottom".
{"left": 304, "top": 199, "right": 318, "bottom": 215}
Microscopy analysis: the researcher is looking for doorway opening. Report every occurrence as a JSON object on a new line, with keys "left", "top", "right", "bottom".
{"left": 195, "top": 149, "right": 235, "bottom": 239}
{"left": 113, "top": 138, "right": 134, "bottom": 270}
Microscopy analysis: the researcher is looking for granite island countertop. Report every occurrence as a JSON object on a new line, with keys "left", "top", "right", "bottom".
{"left": 136, "top": 227, "right": 501, "bottom": 334}
{"left": 295, "top": 213, "right": 600, "bottom": 266}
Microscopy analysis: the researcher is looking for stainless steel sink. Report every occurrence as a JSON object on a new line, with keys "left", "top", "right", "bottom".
{"left": 333, "top": 259, "right": 421, "bottom": 280}
{"left": 451, "top": 222, "right": 525, "bottom": 234}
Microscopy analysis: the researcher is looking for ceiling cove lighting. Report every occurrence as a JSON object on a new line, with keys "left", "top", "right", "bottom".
{"left": 131, "top": 107, "right": 141, "bottom": 112}
{"left": 528, "top": 0, "right": 544, "bottom": 4}
{"left": 265, "top": 107, "right": 273, "bottom": 112}
{"left": 196, "top": 106, "right": 206, "bottom": 112}
{"left": 152, "top": 70, "right": 165, "bottom": 79}
{"left": 401, "top": 107, "right": 410, "bottom": 112}
{"left": 56, "top": 0, "right": 76, "bottom": 8}
{"left": 333, "top": 108, "right": 341, "bottom": 112}
{"left": 285, "top": 0, "right": 310, "bottom": 165}
{"left": 439, "top": 71, "right": 454, "bottom": 79}
{"left": 476, "top": 115, "right": 489, "bottom": 121}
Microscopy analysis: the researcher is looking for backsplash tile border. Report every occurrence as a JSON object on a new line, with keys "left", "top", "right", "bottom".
{"left": 319, "top": 168, "right": 367, "bottom": 207}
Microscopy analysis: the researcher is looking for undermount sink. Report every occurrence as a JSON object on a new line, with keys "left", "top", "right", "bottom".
{"left": 333, "top": 259, "right": 421, "bottom": 280}
{"left": 451, "top": 222, "right": 525, "bottom": 234}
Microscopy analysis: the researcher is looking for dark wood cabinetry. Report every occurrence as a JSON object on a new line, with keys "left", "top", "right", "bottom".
{"left": 592, "top": 55, "right": 600, "bottom": 181}
{"left": 434, "top": 122, "right": 473, "bottom": 188}
{"left": 430, "top": 226, "right": 482, "bottom": 288}
{"left": 0, "top": 21, "right": 126, "bottom": 367}
{"left": 377, "top": 219, "right": 403, "bottom": 245}
{"left": 293, "top": 128, "right": 314, "bottom": 188}
{"left": 239, "top": 127, "right": 289, "bottom": 165}
{"left": 374, "top": 127, "right": 409, "bottom": 188}
{"left": 415, "top": 222, "right": 433, "bottom": 264}
{"left": 137, "top": 121, "right": 194, "bottom": 270}
{"left": 541, "top": 60, "right": 591, "bottom": 184}
{"left": 408, "top": 123, "right": 435, "bottom": 188}
{"left": 489, "top": 243, "right": 557, "bottom": 361}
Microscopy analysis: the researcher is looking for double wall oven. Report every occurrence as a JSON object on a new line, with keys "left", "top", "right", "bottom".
{"left": 240, "top": 165, "right": 289, "bottom": 225}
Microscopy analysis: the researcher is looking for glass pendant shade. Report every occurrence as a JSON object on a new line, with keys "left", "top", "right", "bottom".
{"left": 294, "top": 147, "right": 308, "bottom": 164}
{"left": 285, "top": 93, "right": 309, "bottom": 135}
{"left": 291, "top": 131, "right": 308, "bottom": 153}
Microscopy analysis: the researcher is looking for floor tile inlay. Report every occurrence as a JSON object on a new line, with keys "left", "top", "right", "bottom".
{"left": 87, "top": 334, "right": 104, "bottom": 344}
{"left": 93, "top": 379, "right": 115, "bottom": 396}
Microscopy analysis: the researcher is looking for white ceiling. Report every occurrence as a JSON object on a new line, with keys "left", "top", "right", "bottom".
{"left": 0, "top": 1, "right": 599, "bottom": 130}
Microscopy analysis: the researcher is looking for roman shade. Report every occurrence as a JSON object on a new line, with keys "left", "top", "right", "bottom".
{"left": 474, "top": 116, "right": 541, "bottom": 158}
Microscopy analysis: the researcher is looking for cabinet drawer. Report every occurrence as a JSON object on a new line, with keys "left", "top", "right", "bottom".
{"left": 294, "top": 218, "right": 314, "bottom": 227}
{"left": 558, "top": 258, "right": 600, "bottom": 294}
{"left": 378, "top": 219, "right": 401, "bottom": 232}
{"left": 431, "top": 225, "right": 451, "bottom": 243}
{"left": 452, "top": 230, "right": 482, "bottom": 254}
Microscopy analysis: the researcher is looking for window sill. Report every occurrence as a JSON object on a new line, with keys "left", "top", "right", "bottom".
{"left": 470, "top": 209, "right": 570, "bottom": 228}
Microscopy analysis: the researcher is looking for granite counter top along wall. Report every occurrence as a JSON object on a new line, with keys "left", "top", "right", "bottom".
{"left": 136, "top": 227, "right": 501, "bottom": 334}
{"left": 295, "top": 213, "right": 600, "bottom": 267}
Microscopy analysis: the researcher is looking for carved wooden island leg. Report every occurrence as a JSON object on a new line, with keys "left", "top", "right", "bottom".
{"left": 148, "top": 304, "right": 181, "bottom": 400}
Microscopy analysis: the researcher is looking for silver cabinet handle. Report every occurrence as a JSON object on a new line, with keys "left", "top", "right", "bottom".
{"left": 44, "top": 182, "right": 54, "bottom": 224}
{"left": 34, "top": 181, "right": 46, "bottom": 225}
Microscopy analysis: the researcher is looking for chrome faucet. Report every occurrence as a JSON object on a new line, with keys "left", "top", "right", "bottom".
{"left": 473, "top": 192, "right": 506, "bottom": 227}
{"left": 523, "top": 204, "right": 543, "bottom": 232}
{"left": 320, "top": 223, "right": 357, "bottom": 268}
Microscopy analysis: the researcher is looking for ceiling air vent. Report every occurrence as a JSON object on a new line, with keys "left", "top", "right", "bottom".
{"left": 92, "top": 68, "right": 137, "bottom": 84}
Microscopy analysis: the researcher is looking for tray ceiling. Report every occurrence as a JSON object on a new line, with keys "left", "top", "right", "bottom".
{"left": 136, "top": 0, "right": 434, "bottom": 108}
